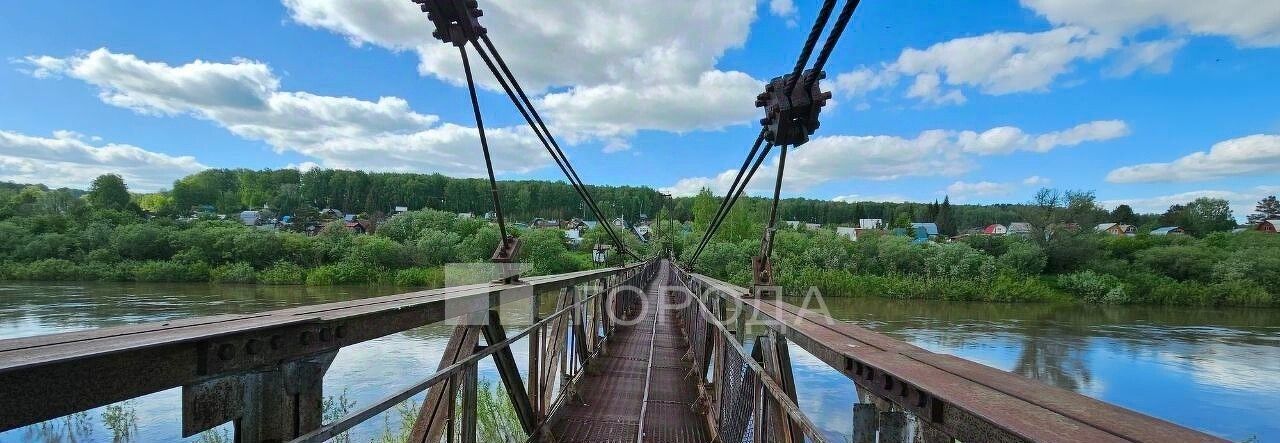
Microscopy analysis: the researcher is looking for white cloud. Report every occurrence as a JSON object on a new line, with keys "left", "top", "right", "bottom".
{"left": 835, "top": 27, "right": 1119, "bottom": 104}
{"left": 539, "top": 70, "right": 761, "bottom": 139}
{"left": 831, "top": 193, "right": 915, "bottom": 203}
{"left": 769, "top": 0, "right": 796, "bottom": 18}
{"left": 957, "top": 120, "right": 1129, "bottom": 155}
{"left": 1106, "top": 134, "right": 1280, "bottom": 183}
{"left": 1021, "top": 0, "right": 1280, "bottom": 47}
{"left": 1023, "top": 175, "right": 1051, "bottom": 186}
{"left": 1106, "top": 38, "right": 1187, "bottom": 77}
{"left": 280, "top": 0, "right": 763, "bottom": 140}
{"left": 946, "top": 181, "right": 1017, "bottom": 200}
{"left": 0, "top": 130, "right": 206, "bottom": 192}
{"left": 1100, "top": 186, "right": 1280, "bottom": 219}
{"left": 661, "top": 120, "right": 1126, "bottom": 196}
{"left": 22, "top": 48, "right": 548, "bottom": 177}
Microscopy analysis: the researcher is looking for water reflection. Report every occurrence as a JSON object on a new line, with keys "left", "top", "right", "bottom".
{"left": 781, "top": 296, "right": 1280, "bottom": 442}
{"left": 1, "top": 283, "right": 1277, "bottom": 442}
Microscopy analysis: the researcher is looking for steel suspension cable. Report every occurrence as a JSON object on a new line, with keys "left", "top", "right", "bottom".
{"left": 784, "top": 0, "right": 838, "bottom": 95}
{"left": 690, "top": 142, "right": 775, "bottom": 264}
{"left": 469, "top": 41, "right": 636, "bottom": 259}
{"left": 688, "top": 130, "right": 765, "bottom": 260}
{"left": 807, "top": 0, "right": 862, "bottom": 88}
{"left": 458, "top": 45, "right": 509, "bottom": 242}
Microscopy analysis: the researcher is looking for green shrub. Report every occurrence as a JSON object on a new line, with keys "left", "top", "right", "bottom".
{"left": 1057, "top": 270, "right": 1126, "bottom": 303}
{"left": 394, "top": 267, "right": 444, "bottom": 287}
{"left": 79, "top": 261, "right": 131, "bottom": 282}
{"left": 14, "top": 259, "right": 82, "bottom": 281}
{"left": 258, "top": 261, "right": 306, "bottom": 285}
{"left": 415, "top": 229, "right": 460, "bottom": 266}
{"left": 211, "top": 262, "right": 257, "bottom": 284}
{"left": 1136, "top": 245, "right": 1221, "bottom": 282}
{"left": 131, "top": 260, "right": 209, "bottom": 282}
{"left": 997, "top": 240, "right": 1047, "bottom": 276}
{"left": 306, "top": 261, "right": 384, "bottom": 285}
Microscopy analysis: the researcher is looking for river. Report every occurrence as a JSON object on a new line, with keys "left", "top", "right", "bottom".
{"left": 0, "top": 282, "right": 1275, "bottom": 442}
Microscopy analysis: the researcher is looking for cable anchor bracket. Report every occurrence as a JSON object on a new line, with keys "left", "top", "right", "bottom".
{"left": 413, "top": 0, "right": 487, "bottom": 47}
{"left": 755, "top": 69, "right": 832, "bottom": 147}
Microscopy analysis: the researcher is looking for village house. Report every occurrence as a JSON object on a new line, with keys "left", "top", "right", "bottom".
{"left": 1008, "top": 222, "right": 1033, "bottom": 235}
{"left": 911, "top": 222, "right": 940, "bottom": 240}
{"left": 1150, "top": 226, "right": 1185, "bottom": 236}
{"left": 836, "top": 226, "right": 859, "bottom": 241}
{"left": 983, "top": 224, "right": 1008, "bottom": 235}
{"left": 1094, "top": 223, "right": 1136, "bottom": 236}
{"left": 858, "top": 218, "right": 884, "bottom": 229}
{"left": 1258, "top": 220, "right": 1280, "bottom": 233}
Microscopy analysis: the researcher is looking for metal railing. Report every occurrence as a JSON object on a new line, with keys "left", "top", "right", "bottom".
{"left": 670, "top": 266, "right": 828, "bottom": 443}
{"left": 0, "top": 261, "right": 660, "bottom": 442}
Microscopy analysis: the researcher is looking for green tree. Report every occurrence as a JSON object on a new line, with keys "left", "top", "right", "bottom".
{"left": 1110, "top": 204, "right": 1137, "bottom": 225}
{"left": 1183, "top": 197, "right": 1235, "bottom": 235}
{"left": 1248, "top": 195, "right": 1280, "bottom": 224}
{"left": 936, "top": 196, "right": 956, "bottom": 236}
{"left": 87, "top": 174, "right": 131, "bottom": 211}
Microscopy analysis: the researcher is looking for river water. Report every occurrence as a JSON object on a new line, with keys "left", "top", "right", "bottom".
{"left": 0, "top": 282, "right": 1275, "bottom": 442}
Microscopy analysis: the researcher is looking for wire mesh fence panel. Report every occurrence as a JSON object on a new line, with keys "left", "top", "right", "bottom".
{"left": 718, "top": 342, "right": 760, "bottom": 443}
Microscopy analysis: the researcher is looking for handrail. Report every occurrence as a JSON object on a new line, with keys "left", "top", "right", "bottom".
{"left": 670, "top": 265, "right": 828, "bottom": 442}
{"left": 680, "top": 270, "right": 1227, "bottom": 443}
{"left": 0, "top": 263, "right": 647, "bottom": 434}
{"left": 291, "top": 273, "right": 637, "bottom": 442}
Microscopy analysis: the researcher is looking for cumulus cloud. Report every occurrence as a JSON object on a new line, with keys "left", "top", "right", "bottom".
{"left": 958, "top": 120, "right": 1129, "bottom": 155}
{"left": 833, "top": 27, "right": 1119, "bottom": 104}
{"left": 1100, "top": 186, "right": 1280, "bottom": 219}
{"left": 0, "top": 130, "right": 206, "bottom": 191}
{"left": 1021, "top": 0, "right": 1280, "bottom": 47}
{"left": 281, "top": 0, "right": 762, "bottom": 139}
{"left": 832, "top": 0, "right": 1280, "bottom": 107}
{"left": 1106, "top": 134, "right": 1280, "bottom": 183}
{"left": 660, "top": 120, "right": 1126, "bottom": 197}
{"left": 21, "top": 48, "right": 548, "bottom": 177}
{"left": 831, "top": 193, "right": 915, "bottom": 203}
{"left": 946, "top": 181, "right": 1017, "bottom": 200}
{"left": 1023, "top": 175, "right": 1051, "bottom": 186}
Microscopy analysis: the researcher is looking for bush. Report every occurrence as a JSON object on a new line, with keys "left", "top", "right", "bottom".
{"left": 1057, "top": 270, "right": 1126, "bottom": 303}
{"left": 13, "top": 259, "right": 82, "bottom": 281}
{"left": 112, "top": 224, "right": 174, "bottom": 260}
{"left": 305, "top": 261, "right": 385, "bottom": 285}
{"left": 211, "top": 262, "right": 257, "bottom": 284}
{"left": 131, "top": 260, "right": 209, "bottom": 282}
{"left": 1136, "top": 245, "right": 1221, "bottom": 282}
{"left": 997, "top": 240, "right": 1047, "bottom": 276}
{"left": 394, "top": 267, "right": 444, "bottom": 287}
{"left": 258, "top": 261, "right": 307, "bottom": 285}
{"left": 415, "top": 229, "right": 460, "bottom": 266}
{"left": 377, "top": 210, "right": 457, "bottom": 243}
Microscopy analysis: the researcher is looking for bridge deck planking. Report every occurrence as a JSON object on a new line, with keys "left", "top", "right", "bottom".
{"left": 550, "top": 262, "right": 708, "bottom": 442}
{"left": 691, "top": 273, "right": 1226, "bottom": 443}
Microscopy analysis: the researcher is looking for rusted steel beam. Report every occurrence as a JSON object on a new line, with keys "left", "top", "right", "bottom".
{"left": 686, "top": 273, "right": 1228, "bottom": 443}
{"left": 0, "top": 265, "right": 637, "bottom": 432}
{"left": 409, "top": 323, "right": 481, "bottom": 443}
{"left": 480, "top": 309, "right": 537, "bottom": 435}
{"left": 850, "top": 403, "right": 877, "bottom": 443}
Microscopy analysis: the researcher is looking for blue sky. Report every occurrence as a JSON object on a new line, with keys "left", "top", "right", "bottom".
{"left": 1, "top": 0, "right": 1277, "bottom": 218}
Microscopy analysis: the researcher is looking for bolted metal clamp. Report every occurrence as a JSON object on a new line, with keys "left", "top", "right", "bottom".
{"left": 755, "top": 69, "right": 832, "bottom": 147}
{"left": 412, "top": 0, "right": 487, "bottom": 47}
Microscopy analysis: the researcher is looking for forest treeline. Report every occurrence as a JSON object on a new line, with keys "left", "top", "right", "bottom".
{"left": 119, "top": 168, "right": 1170, "bottom": 233}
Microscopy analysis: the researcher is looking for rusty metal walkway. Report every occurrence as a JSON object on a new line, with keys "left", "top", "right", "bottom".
{"left": 549, "top": 261, "right": 709, "bottom": 442}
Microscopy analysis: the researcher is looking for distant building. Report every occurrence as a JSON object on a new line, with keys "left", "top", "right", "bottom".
{"left": 910, "top": 223, "right": 940, "bottom": 239}
{"left": 344, "top": 221, "right": 367, "bottom": 234}
{"left": 318, "top": 208, "right": 343, "bottom": 220}
{"left": 983, "top": 224, "right": 1008, "bottom": 235}
{"left": 1094, "top": 223, "right": 1136, "bottom": 236}
{"left": 343, "top": 214, "right": 357, "bottom": 223}
{"left": 1150, "top": 226, "right": 1185, "bottom": 236}
{"left": 1259, "top": 220, "right": 1280, "bottom": 233}
{"left": 392, "top": 206, "right": 409, "bottom": 215}
{"left": 532, "top": 218, "right": 560, "bottom": 229}
{"left": 583, "top": 220, "right": 600, "bottom": 230}
{"left": 836, "top": 226, "right": 858, "bottom": 241}
{"left": 457, "top": 212, "right": 474, "bottom": 219}
{"left": 634, "top": 225, "right": 652, "bottom": 242}
{"left": 1008, "top": 222, "right": 1033, "bottom": 235}
{"left": 239, "top": 211, "right": 262, "bottom": 226}
{"left": 564, "top": 227, "right": 583, "bottom": 246}
{"left": 612, "top": 217, "right": 627, "bottom": 228}
{"left": 858, "top": 219, "right": 884, "bottom": 230}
